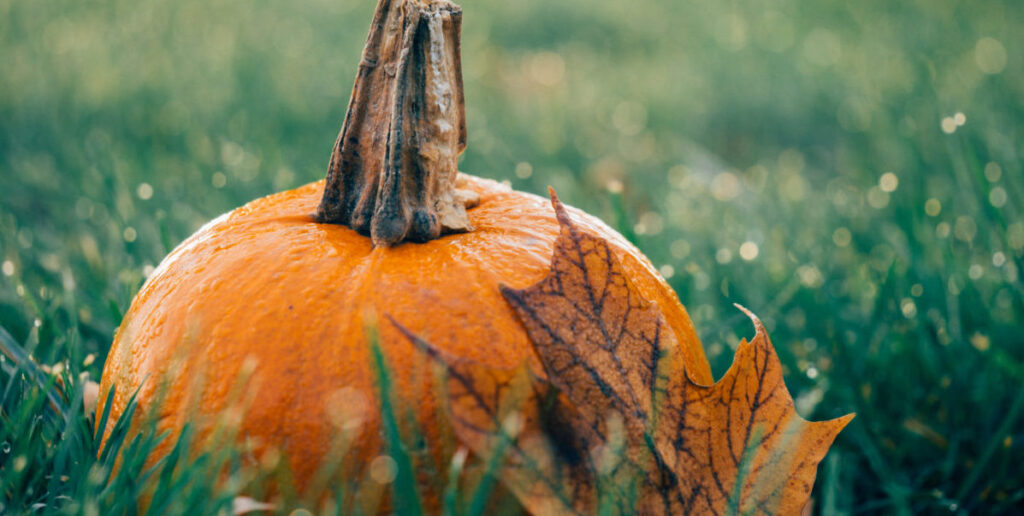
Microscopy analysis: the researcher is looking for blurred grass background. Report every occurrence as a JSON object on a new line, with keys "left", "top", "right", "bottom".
{"left": 1, "top": 0, "right": 1022, "bottom": 513}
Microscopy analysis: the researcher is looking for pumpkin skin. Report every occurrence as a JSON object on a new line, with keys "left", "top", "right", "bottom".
{"left": 97, "top": 173, "right": 712, "bottom": 496}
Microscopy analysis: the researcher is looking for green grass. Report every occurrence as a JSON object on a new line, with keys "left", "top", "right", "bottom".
{"left": 2, "top": 0, "right": 1023, "bottom": 513}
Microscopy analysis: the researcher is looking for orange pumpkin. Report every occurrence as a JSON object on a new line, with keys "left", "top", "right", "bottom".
{"left": 97, "top": 0, "right": 711, "bottom": 505}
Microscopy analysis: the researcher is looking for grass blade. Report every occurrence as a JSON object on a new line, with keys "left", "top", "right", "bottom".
{"left": 369, "top": 329, "right": 424, "bottom": 516}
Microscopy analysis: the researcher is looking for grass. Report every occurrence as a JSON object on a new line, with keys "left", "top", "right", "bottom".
{"left": 1, "top": 0, "right": 1022, "bottom": 513}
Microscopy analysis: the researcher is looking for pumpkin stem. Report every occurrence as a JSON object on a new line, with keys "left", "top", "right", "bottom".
{"left": 317, "top": 0, "right": 478, "bottom": 246}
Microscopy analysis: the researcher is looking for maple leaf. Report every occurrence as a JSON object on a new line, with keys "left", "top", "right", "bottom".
{"left": 398, "top": 189, "right": 852, "bottom": 515}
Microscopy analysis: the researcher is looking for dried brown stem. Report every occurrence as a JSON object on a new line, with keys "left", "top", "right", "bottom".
{"left": 317, "top": 0, "right": 477, "bottom": 246}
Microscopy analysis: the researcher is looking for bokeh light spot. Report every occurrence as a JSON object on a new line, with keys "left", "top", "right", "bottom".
{"left": 989, "top": 187, "right": 1007, "bottom": 207}
{"left": 325, "top": 387, "right": 368, "bottom": 432}
{"left": 900, "top": 298, "right": 917, "bottom": 318}
{"left": 659, "top": 264, "right": 675, "bottom": 279}
{"left": 137, "top": 182, "right": 153, "bottom": 200}
{"left": 739, "top": 241, "right": 759, "bottom": 261}
{"left": 711, "top": 172, "right": 741, "bottom": 201}
{"left": 984, "top": 162, "right": 1002, "bottom": 182}
{"left": 968, "top": 264, "right": 984, "bottom": 280}
{"left": 954, "top": 216, "right": 977, "bottom": 242}
{"left": 832, "top": 227, "right": 852, "bottom": 247}
{"left": 670, "top": 239, "right": 691, "bottom": 259}
{"left": 798, "top": 264, "right": 824, "bottom": 288}
{"left": 212, "top": 172, "right": 227, "bottom": 188}
{"left": 1008, "top": 223, "right": 1024, "bottom": 250}
{"left": 528, "top": 51, "right": 565, "bottom": 87}
{"left": 636, "top": 212, "right": 664, "bottom": 236}
{"left": 716, "top": 248, "right": 733, "bottom": 264}
{"left": 971, "top": 333, "right": 991, "bottom": 352}
{"left": 514, "top": 162, "right": 533, "bottom": 179}
{"left": 975, "top": 37, "right": 1007, "bottom": 74}
{"left": 612, "top": 101, "right": 647, "bottom": 136}
{"left": 879, "top": 172, "right": 898, "bottom": 192}
{"left": 940, "top": 117, "right": 957, "bottom": 134}
{"left": 992, "top": 252, "right": 1006, "bottom": 267}
{"left": 867, "top": 187, "right": 890, "bottom": 208}
{"left": 369, "top": 455, "right": 398, "bottom": 484}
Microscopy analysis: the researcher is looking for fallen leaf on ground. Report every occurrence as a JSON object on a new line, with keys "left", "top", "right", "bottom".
{"left": 400, "top": 189, "right": 852, "bottom": 515}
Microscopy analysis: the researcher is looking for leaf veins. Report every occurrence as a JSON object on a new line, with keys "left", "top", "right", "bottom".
{"left": 397, "top": 189, "right": 853, "bottom": 515}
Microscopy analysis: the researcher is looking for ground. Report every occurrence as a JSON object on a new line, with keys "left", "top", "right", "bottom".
{"left": 1, "top": 0, "right": 1022, "bottom": 513}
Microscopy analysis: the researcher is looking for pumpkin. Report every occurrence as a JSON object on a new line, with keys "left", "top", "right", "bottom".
{"left": 97, "top": 0, "right": 712, "bottom": 506}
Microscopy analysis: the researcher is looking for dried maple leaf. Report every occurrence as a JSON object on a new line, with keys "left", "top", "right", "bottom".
{"left": 399, "top": 189, "right": 852, "bottom": 515}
